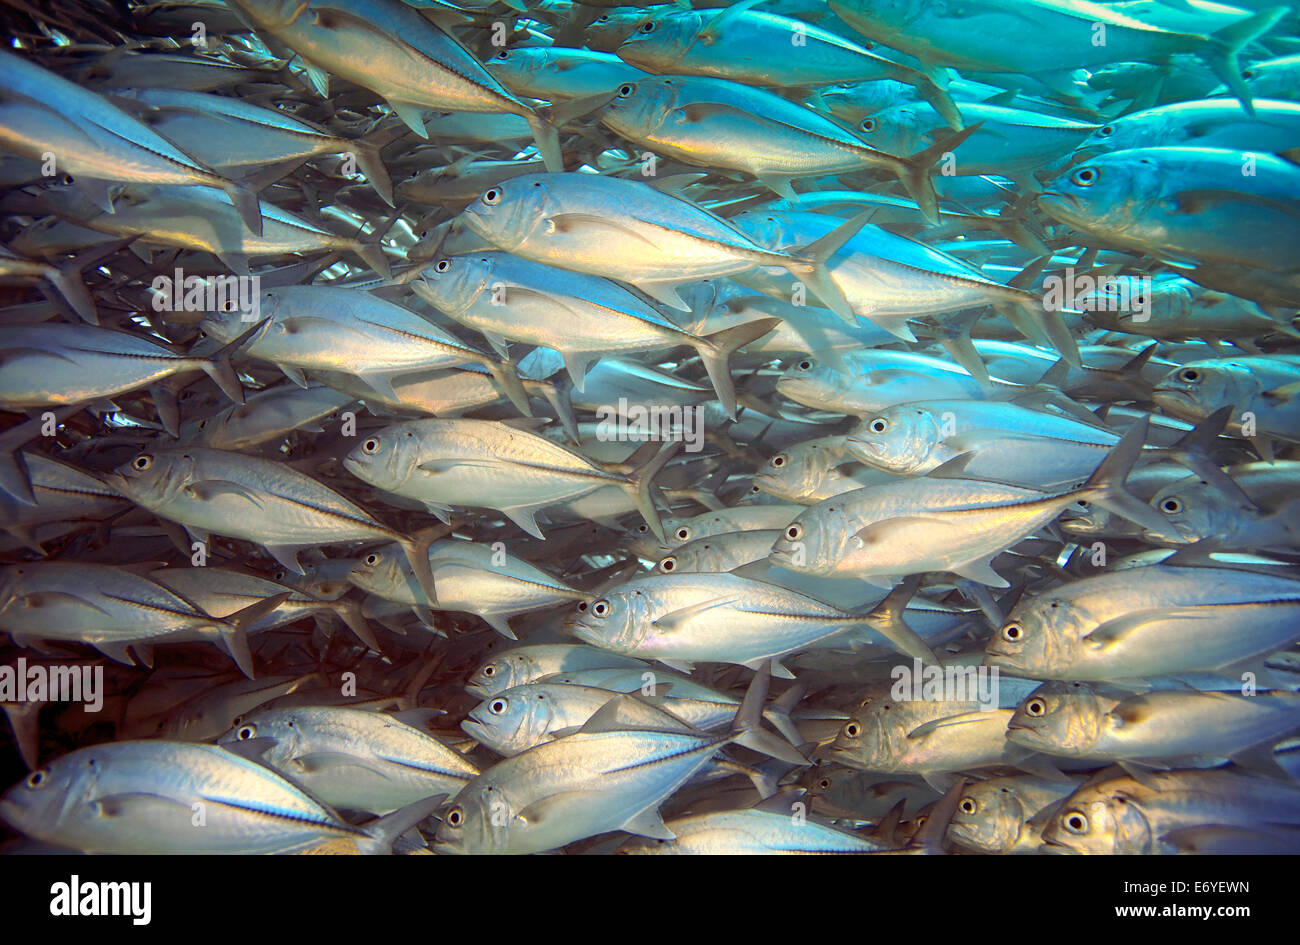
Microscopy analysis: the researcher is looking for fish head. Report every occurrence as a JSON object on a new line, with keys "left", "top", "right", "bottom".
{"left": 459, "top": 175, "right": 553, "bottom": 251}
{"left": 107, "top": 448, "right": 192, "bottom": 508}
{"left": 462, "top": 685, "right": 556, "bottom": 755}
{"left": 223, "top": 0, "right": 307, "bottom": 30}
{"left": 1006, "top": 681, "right": 1102, "bottom": 754}
{"left": 348, "top": 545, "right": 412, "bottom": 600}
{"left": 587, "top": 9, "right": 655, "bottom": 52}
{"left": 769, "top": 506, "right": 843, "bottom": 574}
{"left": 601, "top": 76, "right": 677, "bottom": 139}
{"left": 217, "top": 711, "right": 299, "bottom": 768}
{"left": 1076, "top": 115, "right": 1156, "bottom": 155}
{"left": 564, "top": 588, "right": 647, "bottom": 653}
{"left": 614, "top": 12, "right": 695, "bottom": 71}
{"left": 412, "top": 253, "right": 492, "bottom": 316}
{"left": 1143, "top": 479, "right": 1220, "bottom": 545}
{"left": 435, "top": 780, "right": 513, "bottom": 854}
{"left": 983, "top": 594, "right": 1078, "bottom": 677}
{"left": 342, "top": 424, "right": 421, "bottom": 492}
{"left": 0, "top": 752, "right": 93, "bottom": 842}
{"left": 822, "top": 711, "right": 888, "bottom": 770}
{"left": 844, "top": 406, "right": 936, "bottom": 473}
{"left": 1152, "top": 361, "right": 1249, "bottom": 423}
{"left": 775, "top": 355, "right": 847, "bottom": 412}
{"left": 948, "top": 780, "right": 1032, "bottom": 854}
{"left": 1038, "top": 153, "right": 1162, "bottom": 233}
{"left": 483, "top": 46, "right": 550, "bottom": 92}
{"left": 1040, "top": 789, "right": 1151, "bottom": 855}
{"left": 466, "top": 650, "right": 537, "bottom": 698}
{"left": 853, "top": 104, "right": 922, "bottom": 156}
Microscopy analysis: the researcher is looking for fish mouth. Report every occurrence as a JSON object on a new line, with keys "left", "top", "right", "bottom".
{"left": 465, "top": 683, "right": 492, "bottom": 699}
{"left": 1038, "top": 837, "right": 1077, "bottom": 854}
{"left": 461, "top": 719, "right": 491, "bottom": 744}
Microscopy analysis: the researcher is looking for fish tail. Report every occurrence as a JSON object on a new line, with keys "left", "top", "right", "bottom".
{"left": 786, "top": 209, "right": 874, "bottom": 325}
{"left": 398, "top": 528, "right": 442, "bottom": 606}
{"left": 619, "top": 440, "right": 682, "bottom": 542}
{"left": 1078, "top": 415, "right": 1167, "bottom": 535}
{"left": 483, "top": 354, "right": 535, "bottom": 418}
{"left": 47, "top": 259, "right": 97, "bottom": 325}
{"left": 351, "top": 137, "right": 395, "bottom": 207}
{"left": 212, "top": 590, "right": 292, "bottom": 679}
{"left": 330, "top": 596, "right": 383, "bottom": 653}
{"left": 1201, "top": 7, "right": 1287, "bottom": 116}
{"left": 525, "top": 113, "right": 565, "bottom": 174}
{"left": 1001, "top": 254, "right": 1083, "bottom": 367}
{"left": 858, "top": 573, "right": 937, "bottom": 662}
{"left": 222, "top": 179, "right": 264, "bottom": 238}
{"left": 917, "top": 76, "right": 964, "bottom": 131}
{"left": 354, "top": 793, "right": 448, "bottom": 855}
{"left": 895, "top": 121, "right": 982, "bottom": 224}
{"left": 695, "top": 316, "right": 781, "bottom": 420}
{"left": 728, "top": 662, "right": 808, "bottom": 765}
{"left": 196, "top": 316, "right": 267, "bottom": 404}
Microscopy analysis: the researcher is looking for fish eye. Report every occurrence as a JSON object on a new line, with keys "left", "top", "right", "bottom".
{"left": 1063, "top": 811, "right": 1089, "bottom": 834}
{"left": 843, "top": 721, "right": 861, "bottom": 738}
{"left": 482, "top": 188, "right": 502, "bottom": 205}
{"left": 786, "top": 523, "right": 802, "bottom": 541}
{"left": 797, "top": 359, "right": 813, "bottom": 371}
{"left": 26, "top": 769, "right": 48, "bottom": 788}
{"left": 959, "top": 797, "right": 977, "bottom": 814}
{"left": 591, "top": 600, "right": 609, "bottom": 617}
{"left": 1025, "top": 698, "right": 1046, "bottom": 717}
{"left": 236, "top": 724, "right": 257, "bottom": 740}
{"left": 489, "top": 698, "right": 508, "bottom": 715}
{"left": 676, "top": 527, "right": 691, "bottom": 541}
{"left": 869, "top": 418, "right": 888, "bottom": 434}
{"left": 817, "top": 778, "right": 831, "bottom": 790}
{"left": 1178, "top": 368, "right": 1200, "bottom": 383}
{"left": 445, "top": 807, "right": 464, "bottom": 828}
{"left": 771, "top": 454, "right": 787, "bottom": 468}
{"left": 434, "top": 259, "right": 451, "bottom": 273}
{"left": 365, "top": 553, "right": 379, "bottom": 566}
{"left": 496, "top": 50, "right": 509, "bottom": 59}
{"left": 1002, "top": 622, "right": 1024, "bottom": 642}
{"left": 640, "top": 20, "right": 654, "bottom": 32}
{"left": 1100, "top": 125, "right": 1114, "bottom": 136}
{"left": 362, "top": 437, "right": 380, "bottom": 454}
{"left": 860, "top": 118, "right": 876, "bottom": 132}
{"left": 637, "top": 524, "right": 649, "bottom": 533}
{"left": 659, "top": 556, "right": 676, "bottom": 572}
{"left": 617, "top": 83, "right": 635, "bottom": 97}
{"left": 482, "top": 664, "right": 497, "bottom": 676}
{"left": 1071, "top": 166, "right": 1099, "bottom": 186}
{"left": 1161, "top": 497, "right": 1183, "bottom": 514}
{"left": 1242, "top": 68, "right": 1255, "bottom": 79}
{"left": 132, "top": 454, "right": 153, "bottom": 471}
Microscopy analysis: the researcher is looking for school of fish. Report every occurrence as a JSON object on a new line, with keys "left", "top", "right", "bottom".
{"left": 0, "top": 0, "right": 1299, "bottom": 855}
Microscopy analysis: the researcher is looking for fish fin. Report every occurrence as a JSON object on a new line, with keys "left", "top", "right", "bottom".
{"left": 303, "top": 61, "right": 330, "bottom": 98}
{"left": 397, "top": 526, "right": 443, "bottom": 607}
{"left": 559, "top": 349, "right": 595, "bottom": 393}
{"left": 515, "top": 791, "right": 589, "bottom": 828}
{"left": 184, "top": 479, "right": 267, "bottom": 506}
{"left": 634, "top": 280, "right": 691, "bottom": 312}
{"left": 696, "top": 317, "right": 781, "bottom": 420}
{"left": 263, "top": 544, "right": 306, "bottom": 575}
{"left": 658, "top": 658, "right": 696, "bottom": 674}
{"left": 905, "top": 710, "right": 992, "bottom": 739}
{"left": 21, "top": 590, "right": 111, "bottom": 616}
{"left": 198, "top": 316, "right": 266, "bottom": 405}
{"left": 1082, "top": 607, "right": 1216, "bottom": 648}
{"left": 94, "top": 640, "right": 137, "bottom": 665}
{"left": 652, "top": 595, "right": 739, "bottom": 632}
{"left": 0, "top": 449, "right": 36, "bottom": 507}
{"left": 479, "top": 612, "right": 518, "bottom": 640}
{"left": 501, "top": 505, "right": 546, "bottom": 539}
{"left": 1200, "top": 7, "right": 1288, "bottom": 115}
{"left": 757, "top": 174, "right": 798, "bottom": 201}
{"left": 222, "top": 180, "right": 264, "bottom": 239}
{"left": 1229, "top": 740, "right": 1296, "bottom": 781}
{"left": 211, "top": 590, "right": 292, "bottom": 679}
{"left": 387, "top": 99, "right": 428, "bottom": 138}
{"left": 949, "top": 558, "right": 1008, "bottom": 588}
{"left": 925, "top": 451, "right": 976, "bottom": 479}
{"left": 620, "top": 806, "right": 676, "bottom": 840}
